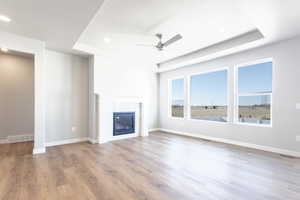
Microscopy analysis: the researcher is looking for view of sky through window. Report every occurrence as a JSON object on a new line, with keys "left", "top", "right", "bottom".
{"left": 238, "top": 61, "right": 272, "bottom": 125}
{"left": 190, "top": 70, "right": 227, "bottom": 122}
{"left": 238, "top": 61, "right": 272, "bottom": 94}
{"left": 171, "top": 78, "right": 184, "bottom": 118}
{"left": 190, "top": 70, "right": 227, "bottom": 106}
{"left": 171, "top": 79, "right": 184, "bottom": 105}
{"left": 170, "top": 61, "right": 272, "bottom": 124}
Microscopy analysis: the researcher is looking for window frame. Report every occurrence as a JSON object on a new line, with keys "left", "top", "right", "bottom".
{"left": 187, "top": 67, "right": 230, "bottom": 124}
{"left": 168, "top": 76, "right": 186, "bottom": 120}
{"left": 234, "top": 58, "right": 273, "bottom": 127}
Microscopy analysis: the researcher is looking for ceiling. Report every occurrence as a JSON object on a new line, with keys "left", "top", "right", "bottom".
{"left": 0, "top": 0, "right": 104, "bottom": 52}
{"left": 1, "top": 0, "right": 300, "bottom": 62}
{"left": 77, "top": 0, "right": 300, "bottom": 63}
{"left": 237, "top": 0, "right": 300, "bottom": 40}
{"left": 146, "top": 0, "right": 256, "bottom": 61}
{"left": 77, "top": 0, "right": 256, "bottom": 59}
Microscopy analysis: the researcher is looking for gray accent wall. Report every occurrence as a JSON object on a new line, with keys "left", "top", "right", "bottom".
{"left": 45, "top": 50, "right": 89, "bottom": 143}
{"left": 0, "top": 53, "right": 34, "bottom": 139}
{"left": 159, "top": 36, "right": 300, "bottom": 152}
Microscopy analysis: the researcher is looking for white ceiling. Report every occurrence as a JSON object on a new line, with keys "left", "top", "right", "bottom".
{"left": 1, "top": 0, "right": 300, "bottom": 61}
{"left": 77, "top": 0, "right": 255, "bottom": 59}
{"left": 0, "top": 0, "right": 104, "bottom": 52}
{"left": 77, "top": 0, "right": 300, "bottom": 62}
{"left": 147, "top": 0, "right": 256, "bottom": 61}
{"left": 237, "top": 0, "right": 300, "bottom": 40}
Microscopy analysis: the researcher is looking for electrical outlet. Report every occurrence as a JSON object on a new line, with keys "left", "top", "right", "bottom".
{"left": 296, "top": 103, "right": 300, "bottom": 110}
{"left": 296, "top": 136, "right": 300, "bottom": 142}
{"left": 72, "top": 126, "right": 77, "bottom": 132}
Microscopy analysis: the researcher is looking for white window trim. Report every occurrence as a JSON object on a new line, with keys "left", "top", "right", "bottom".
{"left": 168, "top": 76, "right": 186, "bottom": 120}
{"left": 238, "top": 92, "right": 272, "bottom": 96}
{"left": 187, "top": 67, "right": 230, "bottom": 124}
{"left": 234, "top": 58, "right": 273, "bottom": 127}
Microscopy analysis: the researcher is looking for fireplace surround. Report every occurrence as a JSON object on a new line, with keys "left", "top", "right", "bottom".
{"left": 90, "top": 95, "right": 149, "bottom": 144}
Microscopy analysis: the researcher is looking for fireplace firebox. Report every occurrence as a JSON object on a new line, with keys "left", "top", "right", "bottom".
{"left": 113, "top": 112, "right": 135, "bottom": 136}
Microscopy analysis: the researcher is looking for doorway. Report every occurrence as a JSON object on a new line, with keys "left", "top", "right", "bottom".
{"left": 0, "top": 50, "right": 34, "bottom": 153}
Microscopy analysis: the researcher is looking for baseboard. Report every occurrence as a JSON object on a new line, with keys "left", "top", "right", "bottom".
{"left": 0, "top": 134, "right": 34, "bottom": 144}
{"left": 149, "top": 128, "right": 160, "bottom": 132}
{"left": 88, "top": 138, "right": 98, "bottom": 144}
{"left": 0, "top": 138, "right": 8, "bottom": 144}
{"left": 158, "top": 128, "right": 300, "bottom": 158}
{"left": 33, "top": 147, "right": 46, "bottom": 154}
{"left": 46, "top": 137, "right": 89, "bottom": 147}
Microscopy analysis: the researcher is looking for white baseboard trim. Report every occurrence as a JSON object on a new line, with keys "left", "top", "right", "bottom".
{"left": 149, "top": 128, "right": 160, "bottom": 132}
{"left": 46, "top": 137, "right": 89, "bottom": 147}
{"left": 158, "top": 128, "right": 300, "bottom": 158}
{"left": 99, "top": 140, "right": 109, "bottom": 144}
{"left": 0, "top": 138, "right": 8, "bottom": 144}
{"left": 88, "top": 138, "right": 98, "bottom": 144}
{"left": 0, "top": 134, "right": 34, "bottom": 144}
{"left": 33, "top": 147, "right": 46, "bottom": 154}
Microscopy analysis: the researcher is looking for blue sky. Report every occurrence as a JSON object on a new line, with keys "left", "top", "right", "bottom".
{"left": 238, "top": 62, "right": 272, "bottom": 94}
{"left": 190, "top": 70, "right": 227, "bottom": 106}
{"left": 172, "top": 79, "right": 184, "bottom": 105}
{"left": 238, "top": 61, "right": 272, "bottom": 105}
{"left": 172, "top": 62, "right": 272, "bottom": 106}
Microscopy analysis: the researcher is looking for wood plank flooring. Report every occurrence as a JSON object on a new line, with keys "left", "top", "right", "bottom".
{"left": 1, "top": 131, "right": 300, "bottom": 200}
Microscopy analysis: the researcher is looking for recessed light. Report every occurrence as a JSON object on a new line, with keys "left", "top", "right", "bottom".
{"left": 1, "top": 47, "right": 8, "bottom": 52}
{"left": 0, "top": 15, "right": 11, "bottom": 23}
{"left": 104, "top": 37, "right": 111, "bottom": 44}
{"left": 219, "top": 28, "right": 225, "bottom": 33}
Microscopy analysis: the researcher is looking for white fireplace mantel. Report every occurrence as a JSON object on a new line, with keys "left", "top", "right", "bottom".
{"left": 91, "top": 94, "right": 149, "bottom": 144}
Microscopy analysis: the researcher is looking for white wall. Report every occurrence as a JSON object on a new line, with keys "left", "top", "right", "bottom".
{"left": 0, "top": 53, "right": 34, "bottom": 140}
{"left": 159, "top": 36, "right": 300, "bottom": 153}
{"left": 45, "top": 50, "right": 89, "bottom": 143}
{"left": 93, "top": 50, "right": 159, "bottom": 129}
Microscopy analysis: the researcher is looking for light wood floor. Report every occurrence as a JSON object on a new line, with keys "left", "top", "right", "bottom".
{"left": 1, "top": 131, "right": 300, "bottom": 200}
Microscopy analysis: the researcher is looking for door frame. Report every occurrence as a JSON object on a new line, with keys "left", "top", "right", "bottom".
{"left": 0, "top": 31, "right": 46, "bottom": 154}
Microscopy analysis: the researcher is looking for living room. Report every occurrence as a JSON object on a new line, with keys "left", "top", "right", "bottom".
{"left": 0, "top": 0, "right": 300, "bottom": 199}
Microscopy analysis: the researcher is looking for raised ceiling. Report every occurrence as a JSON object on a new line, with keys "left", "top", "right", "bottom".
{"left": 1, "top": 0, "right": 300, "bottom": 62}
{"left": 77, "top": 0, "right": 300, "bottom": 63}
{"left": 77, "top": 0, "right": 256, "bottom": 60}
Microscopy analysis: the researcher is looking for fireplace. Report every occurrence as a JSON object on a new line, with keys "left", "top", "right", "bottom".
{"left": 113, "top": 112, "right": 135, "bottom": 136}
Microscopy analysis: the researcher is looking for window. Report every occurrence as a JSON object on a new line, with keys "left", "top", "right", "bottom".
{"left": 170, "top": 78, "right": 185, "bottom": 118}
{"left": 190, "top": 69, "right": 228, "bottom": 122}
{"left": 236, "top": 60, "right": 272, "bottom": 125}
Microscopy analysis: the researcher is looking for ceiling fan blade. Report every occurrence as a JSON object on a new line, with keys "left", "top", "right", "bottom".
{"left": 163, "top": 34, "right": 182, "bottom": 47}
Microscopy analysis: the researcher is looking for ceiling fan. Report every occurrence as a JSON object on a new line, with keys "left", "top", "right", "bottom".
{"left": 138, "top": 33, "right": 183, "bottom": 51}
